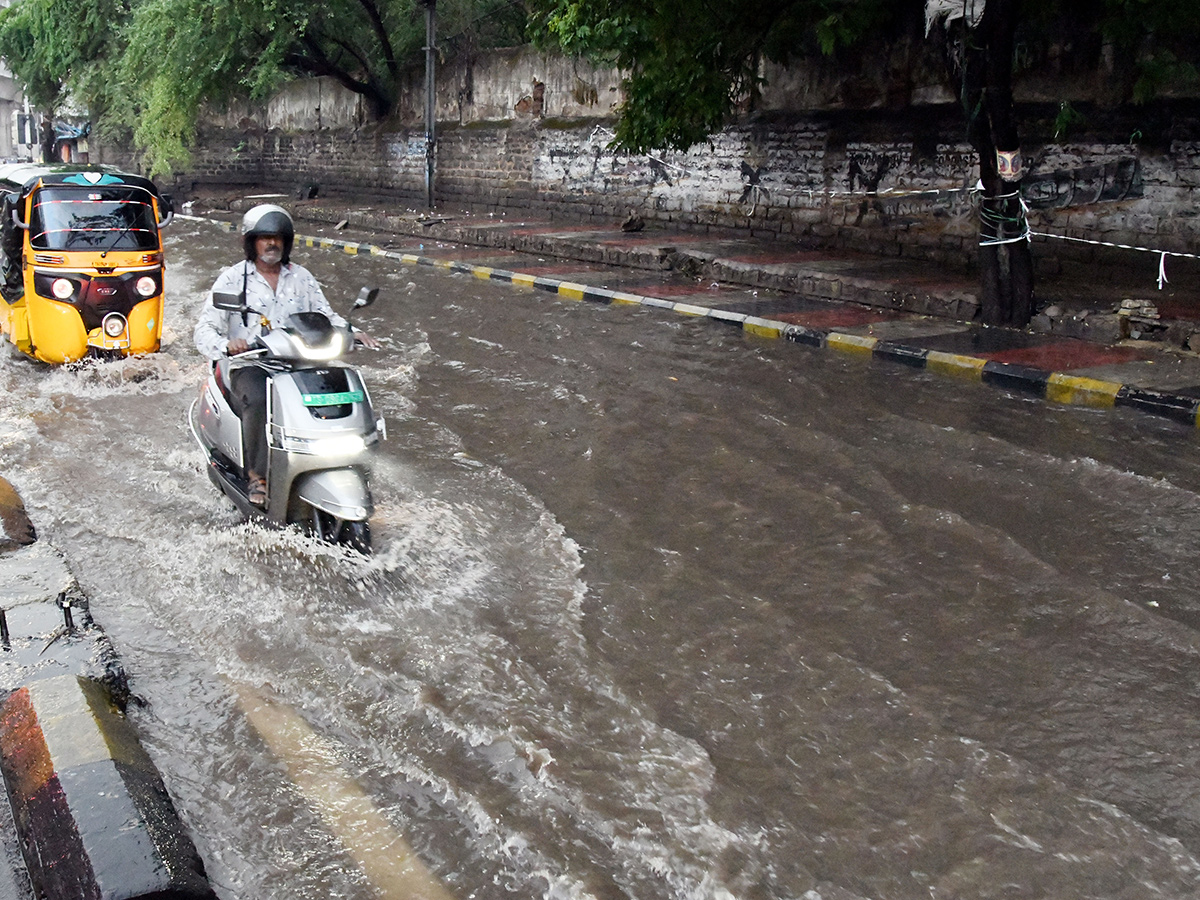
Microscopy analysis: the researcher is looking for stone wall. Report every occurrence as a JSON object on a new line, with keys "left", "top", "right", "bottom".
{"left": 98, "top": 45, "right": 1200, "bottom": 275}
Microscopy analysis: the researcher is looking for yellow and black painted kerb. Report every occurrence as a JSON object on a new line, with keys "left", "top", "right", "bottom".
{"left": 193, "top": 217, "right": 1200, "bottom": 429}
{"left": 0, "top": 675, "right": 217, "bottom": 900}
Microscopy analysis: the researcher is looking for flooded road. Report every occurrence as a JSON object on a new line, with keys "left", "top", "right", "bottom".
{"left": 3, "top": 218, "right": 1200, "bottom": 899}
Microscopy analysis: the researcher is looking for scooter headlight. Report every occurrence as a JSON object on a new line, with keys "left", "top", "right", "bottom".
{"left": 296, "top": 331, "right": 346, "bottom": 361}
{"left": 135, "top": 275, "right": 157, "bottom": 297}
{"left": 102, "top": 313, "right": 127, "bottom": 338}
{"left": 51, "top": 277, "right": 74, "bottom": 299}
{"left": 278, "top": 433, "right": 367, "bottom": 456}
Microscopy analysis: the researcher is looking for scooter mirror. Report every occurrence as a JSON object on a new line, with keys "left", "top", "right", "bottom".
{"left": 354, "top": 287, "right": 379, "bottom": 310}
{"left": 212, "top": 290, "right": 246, "bottom": 311}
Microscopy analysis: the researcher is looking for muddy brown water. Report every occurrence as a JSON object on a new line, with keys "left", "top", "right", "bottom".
{"left": 1, "top": 218, "right": 1200, "bottom": 899}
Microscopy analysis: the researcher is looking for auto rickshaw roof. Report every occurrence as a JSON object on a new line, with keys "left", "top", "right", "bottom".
{"left": 0, "top": 163, "right": 165, "bottom": 200}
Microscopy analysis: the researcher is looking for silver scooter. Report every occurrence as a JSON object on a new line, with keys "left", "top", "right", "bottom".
{"left": 188, "top": 287, "right": 385, "bottom": 553}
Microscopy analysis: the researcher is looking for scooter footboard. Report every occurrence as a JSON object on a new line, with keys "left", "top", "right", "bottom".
{"left": 292, "top": 469, "right": 373, "bottom": 522}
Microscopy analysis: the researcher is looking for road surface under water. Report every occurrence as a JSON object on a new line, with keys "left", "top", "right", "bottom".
{"left": 3, "top": 218, "right": 1200, "bottom": 899}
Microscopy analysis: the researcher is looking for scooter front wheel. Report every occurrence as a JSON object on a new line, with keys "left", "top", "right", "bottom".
{"left": 306, "top": 503, "right": 372, "bottom": 554}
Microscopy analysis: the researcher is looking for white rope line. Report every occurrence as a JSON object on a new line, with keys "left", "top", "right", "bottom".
{"left": 1028, "top": 231, "right": 1199, "bottom": 290}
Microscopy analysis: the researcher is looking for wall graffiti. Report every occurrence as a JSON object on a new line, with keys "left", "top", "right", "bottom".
{"left": 1022, "top": 156, "right": 1142, "bottom": 209}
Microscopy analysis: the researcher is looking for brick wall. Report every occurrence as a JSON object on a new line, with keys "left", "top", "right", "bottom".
{"left": 95, "top": 48, "right": 1200, "bottom": 276}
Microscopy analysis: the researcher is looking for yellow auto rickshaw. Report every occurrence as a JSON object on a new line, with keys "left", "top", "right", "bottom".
{"left": 0, "top": 163, "right": 173, "bottom": 363}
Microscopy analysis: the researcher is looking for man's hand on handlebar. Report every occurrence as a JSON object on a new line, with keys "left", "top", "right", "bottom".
{"left": 227, "top": 338, "right": 252, "bottom": 355}
{"left": 354, "top": 331, "right": 381, "bottom": 350}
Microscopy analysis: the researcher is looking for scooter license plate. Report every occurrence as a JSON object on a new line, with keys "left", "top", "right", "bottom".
{"left": 301, "top": 390, "right": 364, "bottom": 406}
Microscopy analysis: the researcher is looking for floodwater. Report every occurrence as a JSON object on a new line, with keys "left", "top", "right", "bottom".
{"left": 3, "top": 218, "right": 1200, "bottom": 899}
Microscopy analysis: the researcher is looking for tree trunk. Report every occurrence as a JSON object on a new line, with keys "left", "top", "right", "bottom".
{"left": 942, "top": 0, "right": 1035, "bottom": 327}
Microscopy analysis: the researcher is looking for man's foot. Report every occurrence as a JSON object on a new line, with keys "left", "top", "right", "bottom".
{"left": 247, "top": 473, "right": 267, "bottom": 508}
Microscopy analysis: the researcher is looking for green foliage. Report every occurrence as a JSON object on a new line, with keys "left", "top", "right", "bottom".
{"left": 531, "top": 0, "right": 1200, "bottom": 153}
{"left": 528, "top": 0, "right": 905, "bottom": 152}
{"left": 0, "top": 0, "right": 527, "bottom": 176}
{"left": 1052, "top": 100, "right": 1085, "bottom": 141}
{"left": 0, "top": 0, "right": 125, "bottom": 110}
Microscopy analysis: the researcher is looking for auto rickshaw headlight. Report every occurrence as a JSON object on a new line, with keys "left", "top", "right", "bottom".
{"left": 51, "top": 278, "right": 74, "bottom": 299}
{"left": 135, "top": 276, "right": 157, "bottom": 297}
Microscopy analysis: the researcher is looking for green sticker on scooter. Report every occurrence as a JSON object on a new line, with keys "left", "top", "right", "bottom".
{"left": 302, "top": 390, "right": 364, "bottom": 406}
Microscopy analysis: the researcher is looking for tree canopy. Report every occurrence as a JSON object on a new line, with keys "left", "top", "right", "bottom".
{"left": 528, "top": 0, "right": 905, "bottom": 153}
{"left": 528, "top": 0, "right": 1200, "bottom": 154}
{"left": 0, "top": 0, "right": 526, "bottom": 175}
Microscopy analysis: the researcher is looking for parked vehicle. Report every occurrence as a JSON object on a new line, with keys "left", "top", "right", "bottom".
{"left": 188, "top": 288, "right": 384, "bottom": 553}
{"left": 0, "top": 163, "right": 173, "bottom": 363}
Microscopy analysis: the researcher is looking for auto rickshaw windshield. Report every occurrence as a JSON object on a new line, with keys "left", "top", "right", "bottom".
{"left": 29, "top": 186, "right": 160, "bottom": 251}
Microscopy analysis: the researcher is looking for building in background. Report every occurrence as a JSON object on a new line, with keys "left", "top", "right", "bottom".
{"left": 0, "top": 0, "right": 30, "bottom": 160}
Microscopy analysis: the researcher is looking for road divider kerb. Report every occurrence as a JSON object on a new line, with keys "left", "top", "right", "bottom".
{"left": 926, "top": 351, "right": 988, "bottom": 379}
{"left": 183, "top": 216, "right": 1200, "bottom": 428}
{"left": 0, "top": 675, "right": 218, "bottom": 900}
{"left": 742, "top": 317, "right": 787, "bottom": 339}
{"left": 827, "top": 332, "right": 878, "bottom": 355}
{"left": 1047, "top": 373, "right": 1122, "bottom": 408}
{"left": 557, "top": 282, "right": 588, "bottom": 301}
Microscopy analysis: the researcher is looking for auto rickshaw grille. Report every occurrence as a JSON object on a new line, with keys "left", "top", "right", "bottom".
{"left": 32, "top": 269, "right": 162, "bottom": 331}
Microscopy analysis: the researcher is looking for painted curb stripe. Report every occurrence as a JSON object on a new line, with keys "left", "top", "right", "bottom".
{"left": 708, "top": 308, "right": 749, "bottom": 325}
{"left": 1046, "top": 373, "right": 1122, "bottom": 408}
{"left": 784, "top": 325, "right": 826, "bottom": 348}
{"left": 827, "top": 332, "right": 878, "bottom": 355}
{"left": 557, "top": 282, "right": 588, "bottom": 301}
{"left": 581, "top": 287, "right": 616, "bottom": 304}
{"left": 743, "top": 317, "right": 786, "bottom": 339}
{"left": 982, "top": 360, "right": 1051, "bottom": 395}
{"left": 0, "top": 676, "right": 217, "bottom": 900}
{"left": 639, "top": 296, "right": 677, "bottom": 310}
{"left": 925, "top": 350, "right": 987, "bottom": 379}
{"left": 874, "top": 341, "right": 930, "bottom": 368}
{"left": 1116, "top": 387, "right": 1200, "bottom": 425}
{"left": 193, "top": 219, "right": 1200, "bottom": 429}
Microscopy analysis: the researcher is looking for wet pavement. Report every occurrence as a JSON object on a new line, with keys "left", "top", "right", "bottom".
{"left": 180, "top": 189, "right": 1200, "bottom": 429}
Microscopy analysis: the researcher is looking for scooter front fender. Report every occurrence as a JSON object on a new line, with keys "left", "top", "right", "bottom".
{"left": 291, "top": 468, "right": 373, "bottom": 523}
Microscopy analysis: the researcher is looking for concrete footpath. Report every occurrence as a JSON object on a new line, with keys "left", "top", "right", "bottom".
{"left": 186, "top": 190, "right": 1200, "bottom": 430}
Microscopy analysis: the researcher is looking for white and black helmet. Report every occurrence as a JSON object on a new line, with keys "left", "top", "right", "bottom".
{"left": 241, "top": 203, "right": 294, "bottom": 264}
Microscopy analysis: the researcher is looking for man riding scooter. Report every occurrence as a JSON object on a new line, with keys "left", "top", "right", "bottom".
{"left": 193, "top": 204, "right": 379, "bottom": 506}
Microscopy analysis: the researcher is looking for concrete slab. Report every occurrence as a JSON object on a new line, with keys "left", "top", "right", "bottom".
{"left": 0, "top": 545, "right": 74, "bottom": 612}
{"left": 1071, "top": 358, "right": 1200, "bottom": 394}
